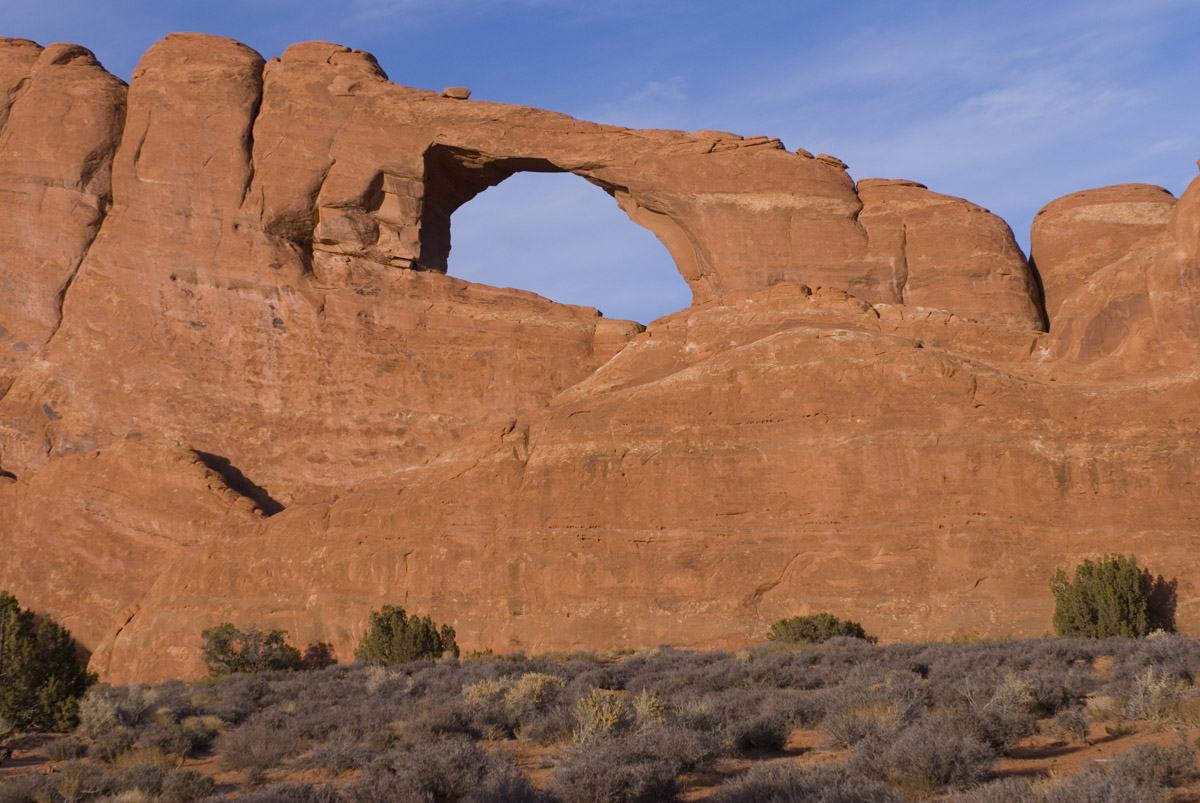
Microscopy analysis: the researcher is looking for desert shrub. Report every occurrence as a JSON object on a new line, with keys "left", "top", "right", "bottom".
{"left": 949, "top": 672, "right": 1039, "bottom": 751}
{"left": 117, "top": 762, "right": 165, "bottom": 795}
{"left": 1042, "top": 770, "right": 1158, "bottom": 803}
{"left": 547, "top": 734, "right": 680, "bottom": 803}
{"left": 710, "top": 761, "right": 902, "bottom": 803}
{"left": 857, "top": 713, "right": 995, "bottom": 795}
{"left": 630, "top": 688, "right": 665, "bottom": 730}
{"left": 77, "top": 686, "right": 119, "bottom": 739}
{"left": 470, "top": 704, "right": 515, "bottom": 742}
{"left": 946, "top": 777, "right": 1035, "bottom": 803}
{"left": 0, "top": 773, "right": 57, "bottom": 803}
{"left": 405, "top": 697, "right": 479, "bottom": 741}
{"left": 217, "top": 715, "right": 306, "bottom": 773}
{"left": 1105, "top": 739, "right": 1197, "bottom": 788}
{"left": 1053, "top": 706, "right": 1091, "bottom": 743}
{"left": 354, "top": 605, "right": 459, "bottom": 665}
{"left": 159, "top": 768, "right": 216, "bottom": 803}
{"left": 110, "top": 685, "right": 155, "bottom": 728}
{"left": 1106, "top": 632, "right": 1200, "bottom": 688}
{"left": 201, "top": 622, "right": 302, "bottom": 676}
{"left": 766, "top": 613, "right": 869, "bottom": 645}
{"left": 142, "top": 680, "right": 197, "bottom": 721}
{"left": 53, "top": 760, "right": 117, "bottom": 799}
{"left": 701, "top": 687, "right": 794, "bottom": 751}
{"left": 822, "top": 695, "right": 904, "bottom": 747}
{"left": 518, "top": 700, "right": 575, "bottom": 745}
{"left": 200, "top": 673, "right": 270, "bottom": 724}
{"left": 1122, "top": 666, "right": 1189, "bottom": 721}
{"left": 643, "top": 723, "right": 725, "bottom": 773}
{"left": 624, "top": 651, "right": 742, "bottom": 698}
{"left": 506, "top": 672, "right": 561, "bottom": 710}
{"left": 346, "top": 736, "right": 542, "bottom": 803}
{"left": 1015, "top": 662, "right": 1097, "bottom": 715}
{"left": 774, "top": 689, "right": 824, "bottom": 728}
{"left": 44, "top": 735, "right": 88, "bottom": 761}
{"left": 1051, "top": 554, "right": 1174, "bottom": 638}
{"left": 820, "top": 671, "right": 926, "bottom": 748}
{"left": 463, "top": 678, "right": 506, "bottom": 704}
{"left": 179, "top": 715, "right": 220, "bottom": 753}
{"left": 0, "top": 590, "right": 96, "bottom": 732}
{"left": 110, "top": 743, "right": 178, "bottom": 773}
{"left": 89, "top": 725, "right": 135, "bottom": 762}
{"left": 305, "top": 737, "right": 373, "bottom": 771}
{"left": 139, "top": 720, "right": 195, "bottom": 757}
{"left": 728, "top": 709, "right": 790, "bottom": 751}
{"left": 462, "top": 671, "right": 567, "bottom": 740}
{"left": 300, "top": 642, "right": 338, "bottom": 671}
{"left": 236, "top": 782, "right": 340, "bottom": 803}
{"left": 737, "top": 651, "right": 825, "bottom": 690}
{"left": 573, "top": 688, "right": 629, "bottom": 741}
{"left": 672, "top": 697, "right": 721, "bottom": 733}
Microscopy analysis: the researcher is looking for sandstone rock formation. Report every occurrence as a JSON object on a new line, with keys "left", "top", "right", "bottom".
{"left": 0, "top": 33, "right": 1197, "bottom": 682}
{"left": 0, "top": 40, "right": 125, "bottom": 393}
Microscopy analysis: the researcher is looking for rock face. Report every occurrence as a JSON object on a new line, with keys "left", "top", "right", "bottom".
{"left": 0, "top": 34, "right": 1197, "bottom": 682}
{"left": 0, "top": 40, "right": 125, "bottom": 393}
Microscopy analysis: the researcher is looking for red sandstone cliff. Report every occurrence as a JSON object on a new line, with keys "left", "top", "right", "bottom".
{"left": 0, "top": 34, "right": 1196, "bottom": 682}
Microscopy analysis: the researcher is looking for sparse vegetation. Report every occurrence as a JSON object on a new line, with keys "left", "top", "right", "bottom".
{"left": 354, "top": 604, "right": 459, "bottom": 665}
{"left": 2, "top": 636, "right": 1200, "bottom": 800}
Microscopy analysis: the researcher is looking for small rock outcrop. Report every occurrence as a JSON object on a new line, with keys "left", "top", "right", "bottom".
{"left": 0, "top": 34, "right": 1197, "bottom": 682}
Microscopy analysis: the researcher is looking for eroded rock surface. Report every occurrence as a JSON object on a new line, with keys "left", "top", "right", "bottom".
{"left": 0, "top": 39, "right": 125, "bottom": 392}
{"left": 0, "top": 34, "right": 1197, "bottom": 681}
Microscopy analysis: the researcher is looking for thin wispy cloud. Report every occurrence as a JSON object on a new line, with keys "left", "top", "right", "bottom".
{"left": 583, "top": 78, "right": 690, "bottom": 130}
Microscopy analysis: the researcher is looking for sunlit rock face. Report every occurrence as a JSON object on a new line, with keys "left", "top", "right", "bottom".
{"left": 0, "top": 33, "right": 1197, "bottom": 682}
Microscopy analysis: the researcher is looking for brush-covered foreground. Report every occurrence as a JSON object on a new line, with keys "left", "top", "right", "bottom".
{"left": 3, "top": 636, "right": 1200, "bottom": 802}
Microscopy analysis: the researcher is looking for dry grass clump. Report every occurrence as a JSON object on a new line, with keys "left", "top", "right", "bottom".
{"left": 573, "top": 688, "right": 629, "bottom": 742}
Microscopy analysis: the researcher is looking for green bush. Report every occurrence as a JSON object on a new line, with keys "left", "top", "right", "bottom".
{"left": 766, "top": 612, "right": 869, "bottom": 645}
{"left": 0, "top": 590, "right": 96, "bottom": 732}
{"left": 353, "top": 604, "right": 459, "bottom": 665}
{"left": 1050, "top": 554, "right": 1175, "bottom": 638}
{"left": 200, "top": 623, "right": 302, "bottom": 676}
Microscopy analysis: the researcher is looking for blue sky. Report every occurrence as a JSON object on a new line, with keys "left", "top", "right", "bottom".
{"left": 9, "top": 0, "right": 1200, "bottom": 323}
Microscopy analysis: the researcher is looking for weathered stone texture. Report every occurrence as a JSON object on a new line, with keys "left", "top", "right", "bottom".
{"left": 0, "top": 35, "right": 1197, "bottom": 682}
{"left": 0, "top": 40, "right": 125, "bottom": 392}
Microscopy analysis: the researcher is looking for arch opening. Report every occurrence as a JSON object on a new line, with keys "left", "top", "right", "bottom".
{"left": 420, "top": 147, "right": 693, "bottom": 325}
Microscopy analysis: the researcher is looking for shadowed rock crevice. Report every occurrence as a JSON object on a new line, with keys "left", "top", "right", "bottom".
{"left": 192, "top": 450, "right": 285, "bottom": 516}
{"left": 1027, "top": 256, "right": 1051, "bottom": 332}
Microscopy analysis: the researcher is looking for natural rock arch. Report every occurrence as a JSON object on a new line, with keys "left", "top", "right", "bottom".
{"left": 417, "top": 146, "right": 695, "bottom": 288}
{"left": 14, "top": 34, "right": 1200, "bottom": 684}
{"left": 424, "top": 153, "right": 691, "bottom": 321}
